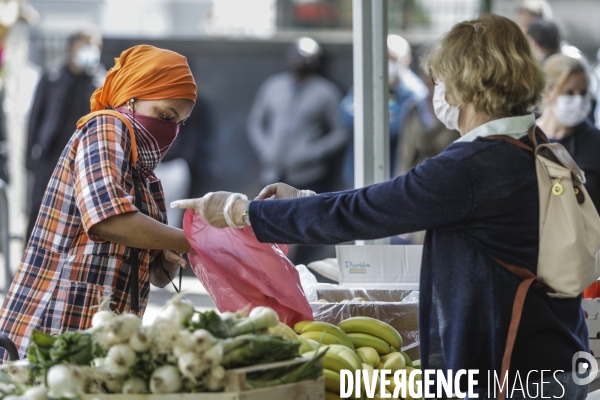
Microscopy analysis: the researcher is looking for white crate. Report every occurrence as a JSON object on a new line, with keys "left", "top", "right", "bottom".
{"left": 336, "top": 245, "right": 422, "bottom": 286}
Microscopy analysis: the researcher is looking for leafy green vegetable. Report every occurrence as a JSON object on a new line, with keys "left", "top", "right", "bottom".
{"left": 246, "top": 350, "right": 326, "bottom": 389}
{"left": 221, "top": 335, "right": 300, "bottom": 369}
{"left": 27, "top": 328, "right": 105, "bottom": 375}
{"left": 184, "top": 310, "right": 237, "bottom": 338}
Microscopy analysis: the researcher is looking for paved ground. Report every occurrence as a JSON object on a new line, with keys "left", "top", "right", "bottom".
{"left": 144, "top": 276, "right": 217, "bottom": 325}
{"left": 0, "top": 276, "right": 217, "bottom": 328}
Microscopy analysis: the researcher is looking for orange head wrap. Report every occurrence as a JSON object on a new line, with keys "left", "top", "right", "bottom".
{"left": 88, "top": 44, "right": 196, "bottom": 112}
{"left": 77, "top": 45, "right": 197, "bottom": 164}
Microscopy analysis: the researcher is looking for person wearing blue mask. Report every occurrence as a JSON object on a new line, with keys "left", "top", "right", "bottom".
{"left": 25, "top": 28, "right": 106, "bottom": 242}
{"left": 340, "top": 34, "right": 429, "bottom": 189}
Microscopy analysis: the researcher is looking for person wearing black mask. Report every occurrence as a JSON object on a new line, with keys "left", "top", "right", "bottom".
{"left": 526, "top": 18, "right": 561, "bottom": 63}
{"left": 246, "top": 37, "right": 347, "bottom": 266}
{"left": 25, "top": 28, "right": 106, "bottom": 242}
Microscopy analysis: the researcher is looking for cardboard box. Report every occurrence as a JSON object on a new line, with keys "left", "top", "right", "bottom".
{"left": 336, "top": 245, "right": 422, "bottom": 288}
{"left": 310, "top": 287, "right": 420, "bottom": 361}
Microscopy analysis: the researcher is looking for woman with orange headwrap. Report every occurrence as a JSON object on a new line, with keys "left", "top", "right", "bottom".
{"left": 0, "top": 45, "right": 196, "bottom": 359}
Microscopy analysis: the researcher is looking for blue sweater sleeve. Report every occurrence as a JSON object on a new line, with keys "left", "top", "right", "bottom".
{"left": 250, "top": 148, "right": 474, "bottom": 244}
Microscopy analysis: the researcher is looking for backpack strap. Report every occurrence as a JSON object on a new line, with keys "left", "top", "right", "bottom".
{"left": 492, "top": 258, "right": 555, "bottom": 400}
{"left": 488, "top": 135, "right": 534, "bottom": 153}
{"left": 488, "top": 124, "right": 549, "bottom": 153}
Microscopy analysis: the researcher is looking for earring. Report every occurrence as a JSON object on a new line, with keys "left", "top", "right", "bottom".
{"left": 128, "top": 98, "right": 135, "bottom": 112}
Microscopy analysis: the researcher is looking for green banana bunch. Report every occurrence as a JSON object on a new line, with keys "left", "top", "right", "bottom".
{"left": 347, "top": 333, "right": 393, "bottom": 355}
{"left": 338, "top": 317, "right": 403, "bottom": 350}
{"left": 299, "top": 322, "right": 355, "bottom": 350}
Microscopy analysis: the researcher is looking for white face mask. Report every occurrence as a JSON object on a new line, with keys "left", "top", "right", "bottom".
{"left": 552, "top": 94, "right": 591, "bottom": 128}
{"left": 73, "top": 44, "right": 100, "bottom": 71}
{"left": 433, "top": 81, "right": 461, "bottom": 131}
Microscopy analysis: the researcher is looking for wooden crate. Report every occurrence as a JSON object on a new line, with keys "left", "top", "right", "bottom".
{"left": 82, "top": 357, "right": 324, "bottom": 400}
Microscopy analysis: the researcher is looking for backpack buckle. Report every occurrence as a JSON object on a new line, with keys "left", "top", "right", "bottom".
{"left": 552, "top": 177, "right": 564, "bottom": 196}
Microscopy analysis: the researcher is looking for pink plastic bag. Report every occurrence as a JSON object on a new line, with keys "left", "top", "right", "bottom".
{"left": 183, "top": 210, "right": 313, "bottom": 326}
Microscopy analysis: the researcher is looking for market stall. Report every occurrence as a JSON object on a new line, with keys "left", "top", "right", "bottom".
{"left": 0, "top": 285, "right": 420, "bottom": 400}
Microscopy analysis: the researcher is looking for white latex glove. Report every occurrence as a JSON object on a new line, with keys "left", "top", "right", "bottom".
{"left": 171, "top": 191, "right": 248, "bottom": 229}
{"left": 256, "top": 182, "right": 317, "bottom": 200}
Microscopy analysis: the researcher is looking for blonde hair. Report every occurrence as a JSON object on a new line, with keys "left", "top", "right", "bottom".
{"left": 543, "top": 54, "right": 588, "bottom": 96}
{"left": 422, "top": 14, "right": 545, "bottom": 116}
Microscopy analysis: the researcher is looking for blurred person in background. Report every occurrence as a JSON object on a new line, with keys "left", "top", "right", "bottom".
{"left": 340, "top": 34, "right": 428, "bottom": 189}
{"left": 25, "top": 28, "right": 105, "bottom": 242}
{"left": 397, "top": 44, "right": 459, "bottom": 177}
{"left": 527, "top": 18, "right": 561, "bottom": 63}
{"left": 247, "top": 37, "right": 346, "bottom": 194}
{"left": 0, "top": 72, "right": 8, "bottom": 184}
{"left": 591, "top": 49, "right": 600, "bottom": 129}
{"left": 516, "top": 0, "right": 553, "bottom": 34}
{"left": 517, "top": 0, "right": 585, "bottom": 62}
{"left": 536, "top": 54, "right": 600, "bottom": 212}
{"left": 247, "top": 37, "right": 346, "bottom": 266}
{"left": 397, "top": 45, "right": 460, "bottom": 244}
{"left": 0, "top": 22, "right": 11, "bottom": 184}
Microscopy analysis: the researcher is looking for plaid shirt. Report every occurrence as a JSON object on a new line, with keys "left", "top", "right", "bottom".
{"left": 0, "top": 115, "right": 167, "bottom": 359}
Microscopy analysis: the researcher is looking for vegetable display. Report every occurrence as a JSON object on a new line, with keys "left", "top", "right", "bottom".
{"left": 0, "top": 295, "right": 322, "bottom": 399}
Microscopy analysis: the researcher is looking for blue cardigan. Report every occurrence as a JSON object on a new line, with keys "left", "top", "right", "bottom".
{"left": 249, "top": 136, "right": 588, "bottom": 387}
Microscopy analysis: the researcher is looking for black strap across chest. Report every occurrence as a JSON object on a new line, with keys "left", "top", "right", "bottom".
{"left": 129, "top": 168, "right": 144, "bottom": 314}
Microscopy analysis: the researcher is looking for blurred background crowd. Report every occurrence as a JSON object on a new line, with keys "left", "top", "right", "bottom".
{"left": 0, "top": 0, "right": 599, "bottom": 282}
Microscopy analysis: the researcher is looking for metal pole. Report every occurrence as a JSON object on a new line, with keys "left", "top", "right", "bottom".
{"left": 0, "top": 179, "right": 11, "bottom": 291}
{"left": 353, "top": 0, "right": 390, "bottom": 245}
{"left": 352, "top": 0, "right": 373, "bottom": 190}
{"left": 371, "top": 0, "right": 390, "bottom": 185}
{"left": 353, "top": 0, "right": 389, "bottom": 188}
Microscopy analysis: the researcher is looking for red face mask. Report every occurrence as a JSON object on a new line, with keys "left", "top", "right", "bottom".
{"left": 117, "top": 108, "right": 180, "bottom": 180}
{"left": 118, "top": 108, "right": 179, "bottom": 148}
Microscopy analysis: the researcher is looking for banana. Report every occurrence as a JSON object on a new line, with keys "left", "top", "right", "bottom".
{"left": 298, "top": 337, "right": 319, "bottom": 354}
{"left": 380, "top": 352, "right": 401, "bottom": 363}
{"left": 374, "top": 387, "right": 393, "bottom": 400}
{"left": 386, "top": 367, "right": 421, "bottom": 399}
{"left": 400, "top": 351, "right": 413, "bottom": 367}
{"left": 303, "top": 350, "right": 354, "bottom": 374}
{"left": 376, "top": 362, "right": 385, "bottom": 369}
{"left": 383, "top": 352, "right": 406, "bottom": 371}
{"left": 412, "top": 359, "right": 421, "bottom": 369}
{"left": 338, "top": 317, "right": 403, "bottom": 350}
{"left": 300, "top": 331, "right": 354, "bottom": 348}
{"left": 351, "top": 297, "right": 368, "bottom": 302}
{"left": 315, "top": 299, "right": 328, "bottom": 303}
{"left": 362, "top": 363, "right": 378, "bottom": 391}
{"left": 324, "top": 369, "right": 341, "bottom": 393}
{"left": 356, "top": 347, "right": 379, "bottom": 368}
{"left": 269, "top": 322, "right": 298, "bottom": 340}
{"left": 338, "top": 348, "right": 363, "bottom": 371}
{"left": 325, "top": 391, "right": 343, "bottom": 400}
{"left": 404, "top": 367, "right": 423, "bottom": 400}
{"left": 293, "top": 320, "right": 313, "bottom": 333}
{"left": 301, "top": 322, "right": 355, "bottom": 350}
{"left": 347, "top": 333, "right": 393, "bottom": 355}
